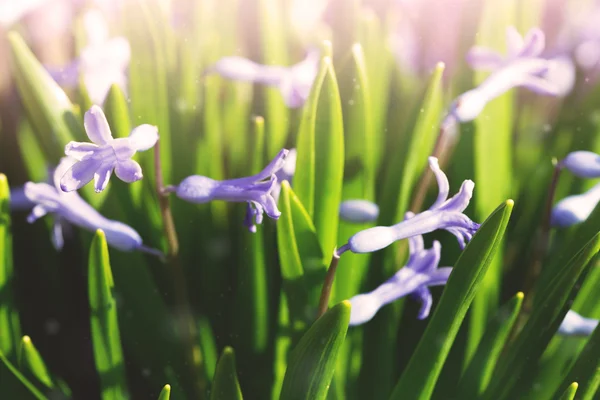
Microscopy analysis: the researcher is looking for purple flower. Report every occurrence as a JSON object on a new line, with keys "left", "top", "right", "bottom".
{"left": 338, "top": 157, "right": 479, "bottom": 255}
{"left": 208, "top": 50, "right": 320, "bottom": 108}
{"left": 272, "top": 148, "right": 297, "bottom": 202}
{"left": 349, "top": 224, "right": 452, "bottom": 325}
{"left": 450, "top": 27, "right": 574, "bottom": 122}
{"left": 558, "top": 310, "right": 598, "bottom": 336}
{"left": 60, "top": 105, "right": 158, "bottom": 193}
{"left": 561, "top": 151, "right": 600, "bottom": 178}
{"left": 551, "top": 182, "right": 600, "bottom": 227}
{"left": 24, "top": 157, "right": 161, "bottom": 255}
{"left": 172, "top": 149, "right": 289, "bottom": 232}
{"left": 49, "top": 9, "right": 130, "bottom": 105}
{"left": 339, "top": 200, "right": 380, "bottom": 223}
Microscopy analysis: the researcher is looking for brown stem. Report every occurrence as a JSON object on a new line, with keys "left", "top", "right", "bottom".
{"left": 316, "top": 250, "right": 341, "bottom": 319}
{"left": 154, "top": 141, "right": 207, "bottom": 398}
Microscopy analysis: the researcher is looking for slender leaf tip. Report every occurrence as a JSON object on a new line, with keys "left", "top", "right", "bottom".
{"left": 506, "top": 199, "right": 514, "bottom": 207}
{"left": 435, "top": 62, "right": 446, "bottom": 72}
{"left": 253, "top": 115, "right": 264, "bottom": 125}
{"left": 516, "top": 292, "right": 524, "bottom": 300}
{"left": 163, "top": 384, "right": 171, "bottom": 392}
{"left": 0, "top": 173, "right": 7, "bottom": 185}
{"left": 94, "top": 229, "right": 106, "bottom": 240}
{"left": 321, "top": 40, "right": 333, "bottom": 58}
{"left": 21, "top": 336, "right": 31, "bottom": 345}
{"left": 569, "top": 382, "right": 578, "bottom": 390}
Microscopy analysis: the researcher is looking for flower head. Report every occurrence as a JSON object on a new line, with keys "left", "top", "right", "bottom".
{"left": 339, "top": 157, "right": 479, "bottom": 255}
{"left": 272, "top": 148, "right": 297, "bottom": 202}
{"left": 450, "top": 27, "right": 574, "bottom": 122}
{"left": 49, "top": 9, "right": 130, "bottom": 105}
{"left": 60, "top": 105, "right": 158, "bottom": 193}
{"left": 561, "top": 151, "right": 600, "bottom": 178}
{"left": 339, "top": 199, "right": 380, "bottom": 223}
{"left": 558, "top": 310, "right": 598, "bottom": 336}
{"left": 349, "top": 222, "right": 452, "bottom": 325}
{"left": 24, "top": 158, "right": 160, "bottom": 255}
{"left": 208, "top": 50, "right": 320, "bottom": 108}
{"left": 173, "top": 149, "right": 289, "bottom": 232}
{"left": 551, "top": 182, "right": 600, "bottom": 227}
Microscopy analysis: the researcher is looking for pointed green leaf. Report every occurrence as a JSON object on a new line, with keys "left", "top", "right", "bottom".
{"left": 483, "top": 233, "right": 600, "bottom": 400}
{"left": 89, "top": 230, "right": 128, "bottom": 400}
{"left": 210, "top": 347, "right": 243, "bottom": 400}
{"left": 456, "top": 292, "right": 524, "bottom": 398}
{"left": 103, "top": 84, "right": 131, "bottom": 140}
{"left": 280, "top": 301, "right": 351, "bottom": 400}
{"left": 158, "top": 384, "right": 171, "bottom": 400}
{"left": 0, "top": 174, "right": 20, "bottom": 359}
{"left": 294, "top": 49, "right": 344, "bottom": 257}
{"left": 557, "top": 383, "right": 578, "bottom": 400}
{"left": 18, "top": 336, "right": 53, "bottom": 389}
{"left": 555, "top": 319, "right": 600, "bottom": 400}
{"left": 7, "top": 32, "right": 82, "bottom": 159}
{"left": 0, "top": 351, "right": 47, "bottom": 400}
{"left": 198, "top": 316, "right": 219, "bottom": 383}
{"left": 389, "top": 199, "right": 514, "bottom": 400}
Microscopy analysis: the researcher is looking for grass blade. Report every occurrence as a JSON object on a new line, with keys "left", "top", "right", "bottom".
{"left": 389, "top": 199, "right": 514, "bottom": 400}
{"left": 210, "top": 347, "right": 243, "bottom": 400}
{"left": 280, "top": 301, "right": 351, "bottom": 400}
{"left": 88, "top": 230, "right": 128, "bottom": 399}
{"left": 18, "top": 336, "right": 53, "bottom": 390}
{"left": 158, "top": 384, "right": 171, "bottom": 400}
{"left": 0, "top": 351, "right": 47, "bottom": 400}
{"left": 557, "top": 383, "right": 579, "bottom": 400}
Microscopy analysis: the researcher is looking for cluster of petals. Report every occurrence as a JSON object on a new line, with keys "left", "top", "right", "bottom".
{"left": 552, "top": 151, "right": 600, "bottom": 227}
{"left": 60, "top": 105, "right": 158, "bottom": 193}
{"left": 349, "top": 217, "right": 452, "bottom": 325}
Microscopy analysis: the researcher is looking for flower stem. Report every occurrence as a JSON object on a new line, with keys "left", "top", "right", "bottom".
{"left": 316, "top": 250, "right": 341, "bottom": 319}
{"left": 154, "top": 141, "right": 207, "bottom": 398}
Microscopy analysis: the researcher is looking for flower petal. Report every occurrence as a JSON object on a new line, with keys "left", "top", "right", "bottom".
{"left": 51, "top": 220, "right": 65, "bottom": 250}
{"left": 60, "top": 158, "right": 102, "bottom": 192}
{"left": 466, "top": 47, "right": 504, "bottom": 70}
{"left": 519, "top": 27, "right": 545, "bottom": 58}
{"left": 128, "top": 124, "right": 159, "bottom": 152}
{"left": 428, "top": 157, "right": 449, "bottom": 209}
{"left": 439, "top": 180, "right": 475, "bottom": 212}
{"left": 209, "top": 56, "right": 287, "bottom": 85}
{"left": 411, "top": 286, "right": 433, "bottom": 320}
{"left": 558, "top": 310, "right": 598, "bottom": 336}
{"left": 115, "top": 159, "right": 143, "bottom": 183}
{"left": 24, "top": 182, "right": 60, "bottom": 209}
{"left": 27, "top": 204, "right": 48, "bottom": 223}
{"left": 562, "top": 151, "right": 600, "bottom": 178}
{"left": 100, "top": 220, "right": 143, "bottom": 251}
{"left": 551, "top": 183, "right": 600, "bottom": 227}
{"left": 505, "top": 26, "right": 524, "bottom": 58}
{"left": 84, "top": 105, "right": 113, "bottom": 144}
{"left": 349, "top": 290, "right": 387, "bottom": 325}
{"left": 339, "top": 199, "right": 380, "bottom": 223}
{"left": 65, "top": 141, "right": 99, "bottom": 161}
{"left": 347, "top": 226, "right": 398, "bottom": 253}
{"left": 426, "top": 267, "right": 453, "bottom": 286}
{"left": 93, "top": 162, "right": 114, "bottom": 192}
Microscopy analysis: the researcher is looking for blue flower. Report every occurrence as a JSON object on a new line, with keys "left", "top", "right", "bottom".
{"left": 208, "top": 50, "right": 320, "bottom": 108}
{"left": 338, "top": 157, "right": 479, "bottom": 255}
{"left": 349, "top": 224, "right": 452, "bottom": 325}
{"left": 551, "top": 182, "right": 600, "bottom": 227}
{"left": 450, "top": 27, "right": 574, "bottom": 122}
{"left": 272, "top": 148, "right": 297, "bottom": 202}
{"left": 558, "top": 310, "right": 598, "bottom": 336}
{"left": 48, "top": 9, "right": 130, "bottom": 105}
{"left": 339, "top": 200, "right": 380, "bottom": 223}
{"left": 561, "top": 151, "right": 600, "bottom": 178}
{"left": 172, "top": 149, "right": 289, "bottom": 232}
{"left": 24, "top": 158, "right": 161, "bottom": 256}
{"left": 60, "top": 105, "right": 158, "bottom": 193}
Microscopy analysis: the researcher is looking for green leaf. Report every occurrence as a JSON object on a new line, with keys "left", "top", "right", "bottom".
{"left": 7, "top": 32, "right": 82, "bottom": 160}
{"left": 456, "top": 292, "right": 524, "bottom": 398}
{"left": 0, "top": 174, "right": 20, "bottom": 359}
{"left": 18, "top": 336, "right": 53, "bottom": 389}
{"left": 198, "top": 316, "right": 219, "bottom": 383}
{"left": 103, "top": 84, "right": 131, "bottom": 140}
{"left": 257, "top": 0, "right": 289, "bottom": 158}
{"left": 554, "top": 320, "right": 600, "bottom": 400}
{"left": 210, "top": 347, "right": 243, "bottom": 400}
{"left": 483, "top": 233, "right": 600, "bottom": 400}
{"left": 294, "top": 45, "right": 345, "bottom": 257}
{"left": 88, "top": 230, "right": 128, "bottom": 400}
{"left": 389, "top": 199, "right": 514, "bottom": 400}
{"left": 280, "top": 301, "right": 351, "bottom": 400}
{"left": 0, "top": 351, "right": 47, "bottom": 400}
{"left": 557, "top": 383, "right": 578, "bottom": 400}
{"left": 469, "top": 0, "right": 517, "bottom": 359}
{"left": 158, "top": 384, "right": 171, "bottom": 400}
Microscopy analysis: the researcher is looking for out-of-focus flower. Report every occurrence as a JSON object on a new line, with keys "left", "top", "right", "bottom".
{"left": 338, "top": 157, "right": 479, "bottom": 255}
{"left": 0, "top": 0, "right": 51, "bottom": 26}
{"left": 561, "top": 151, "right": 600, "bottom": 178}
{"left": 49, "top": 9, "right": 130, "bottom": 105}
{"left": 60, "top": 105, "right": 157, "bottom": 193}
{"left": 450, "top": 27, "right": 574, "bottom": 123}
{"left": 339, "top": 199, "right": 380, "bottom": 223}
{"left": 349, "top": 224, "right": 452, "bottom": 325}
{"left": 207, "top": 50, "right": 320, "bottom": 108}
{"left": 551, "top": 182, "right": 600, "bottom": 227}
{"left": 172, "top": 149, "right": 289, "bottom": 232}
{"left": 558, "top": 310, "right": 598, "bottom": 336}
{"left": 24, "top": 157, "right": 161, "bottom": 255}
{"left": 9, "top": 187, "right": 34, "bottom": 211}
{"left": 272, "top": 148, "right": 297, "bottom": 202}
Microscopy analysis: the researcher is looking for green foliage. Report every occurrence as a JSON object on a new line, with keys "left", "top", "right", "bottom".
{"left": 210, "top": 347, "right": 243, "bottom": 400}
